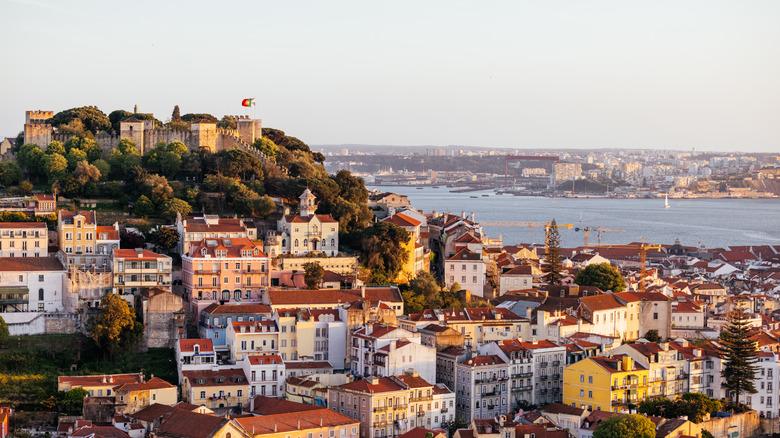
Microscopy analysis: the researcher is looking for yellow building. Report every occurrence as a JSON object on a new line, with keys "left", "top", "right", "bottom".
{"left": 181, "top": 368, "right": 250, "bottom": 410}
{"left": 563, "top": 355, "right": 649, "bottom": 413}
{"left": 58, "top": 210, "right": 120, "bottom": 268}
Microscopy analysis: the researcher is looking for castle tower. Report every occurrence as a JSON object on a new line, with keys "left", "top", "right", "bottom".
{"left": 191, "top": 120, "right": 217, "bottom": 153}
{"left": 236, "top": 116, "right": 263, "bottom": 145}
{"left": 299, "top": 188, "right": 317, "bottom": 217}
{"left": 119, "top": 118, "right": 146, "bottom": 154}
{"left": 23, "top": 110, "right": 54, "bottom": 146}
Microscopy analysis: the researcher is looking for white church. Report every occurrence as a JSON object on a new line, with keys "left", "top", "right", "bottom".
{"left": 276, "top": 189, "right": 339, "bottom": 256}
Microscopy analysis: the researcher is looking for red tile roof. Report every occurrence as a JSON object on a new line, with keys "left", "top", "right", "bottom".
{"left": 188, "top": 237, "right": 266, "bottom": 258}
{"left": 96, "top": 226, "right": 119, "bottom": 240}
{"left": 235, "top": 408, "right": 358, "bottom": 434}
{"left": 266, "top": 287, "right": 402, "bottom": 306}
{"left": 113, "top": 377, "right": 175, "bottom": 392}
{"left": 60, "top": 210, "right": 96, "bottom": 225}
{"left": 383, "top": 213, "right": 422, "bottom": 227}
{"left": 156, "top": 409, "right": 227, "bottom": 438}
{"left": 58, "top": 373, "right": 143, "bottom": 387}
{"left": 246, "top": 354, "right": 283, "bottom": 365}
{"left": 580, "top": 294, "right": 625, "bottom": 311}
{"left": 182, "top": 368, "right": 247, "bottom": 387}
{"left": 447, "top": 248, "right": 481, "bottom": 261}
{"left": 0, "top": 222, "right": 46, "bottom": 229}
{"left": 284, "top": 361, "right": 333, "bottom": 370}
{"left": 460, "top": 355, "right": 506, "bottom": 367}
{"left": 0, "top": 256, "right": 64, "bottom": 271}
{"left": 337, "top": 377, "right": 407, "bottom": 393}
{"left": 284, "top": 214, "right": 338, "bottom": 224}
{"left": 395, "top": 374, "right": 433, "bottom": 388}
{"left": 71, "top": 426, "right": 131, "bottom": 438}
{"left": 201, "top": 303, "right": 272, "bottom": 315}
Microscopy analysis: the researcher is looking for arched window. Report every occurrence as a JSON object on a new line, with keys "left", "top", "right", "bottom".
{"left": 331, "top": 239, "right": 335, "bottom": 247}
{"left": 303, "top": 239, "right": 308, "bottom": 247}
{"left": 282, "top": 239, "right": 287, "bottom": 247}
{"left": 234, "top": 290, "right": 241, "bottom": 300}
{"left": 294, "top": 239, "right": 299, "bottom": 247}
{"left": 39, "top": 288, "right": 44, "bottom": 300}
{"left": 222, "top": 290, "right": 230, "bottom": 301}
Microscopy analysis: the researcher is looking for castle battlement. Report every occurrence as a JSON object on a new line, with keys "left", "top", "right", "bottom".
{"left": 25, "top": 110, "right": 54, "bottom": 124}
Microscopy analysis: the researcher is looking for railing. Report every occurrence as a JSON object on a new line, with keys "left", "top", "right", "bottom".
{"left": 552, "top": 360, "right": 561, "bottom": 366}
{"left": 540, "top": 362, "right": 548, "bottom": 368}
{"left": 410, "top": 395, "right": 433, "bottom": 402}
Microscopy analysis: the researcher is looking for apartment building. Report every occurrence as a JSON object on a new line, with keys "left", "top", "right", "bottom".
{"left": 275, "top": 308, "right": 347, "bottom": 366}
{"left": 563, "top": 355, "right": 649, "bottom": 413}
{"left": 395, "top": 373, "right": 456, "bottom": 431}
{"left": 241, "top": 354, "right": 285, "bottom": 399}
{"left": 235, "top": 407, "right": 360, "bottom": 438}
{"left": 182, "top": 237, "right": 270, "bottom": 320}
{"left": 112, "top": 249, "right": 172, "bottom": 298}
{"left": 606, "top": 341, "right": 688, "bottom": 399}
{"left": 400, "top": 307, "right": 530, "bottom": 349}
{"left": 175, "top": 213, "right": 257, "bottom": 255}
{"left": 351, "top": 324, "right": 430, "bottom": 379}
{"left": 175, "top": 339, "right": 217, "bottom": 381}
{"left": 198, "top": 303, "right": 273, "bottom": 353}
{"left": 479, "top": 339, "right": 567, "bottom": 407}
{"left": 226, "top": 320, "right": 280, "bottom": 362}
{"left": 453, "top": 355, "right": 511, "bottom": 423}
{"left": 578, "top": 294, "right": 636, "bottom": 341}
{"left": 748, "top": 352, "right": 779, "bottom": 419}
{"left": 181, "top": 368, "right": 250, "bottom": 410}
{"left": 58, "top": 211, "right": 119, "bottom": 268}
{"left": 444, "top": 248, "right": 486, "bottom": 298}
{"left": 0, "top": 222, "right": 47, "bottom": 257}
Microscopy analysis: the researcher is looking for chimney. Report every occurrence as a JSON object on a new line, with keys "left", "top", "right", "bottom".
{"left": 390, "top": 340, "right": 397, "bottom": 352}
{"left": 660, "top": 342, "right": 669, "bottom": 351}
{"left": 361, "top": 285, "right": 366, "bottom": 298}
{"left": 461, "top": 211, "right": 466, "bottom": 219}
{"left": 298, "top": 420, "right": 301, "bottom": 430}
{"left": 622, "top": 355, "right": 632, "bottom": 371}
{"left": 250, "top": 395, "right": 255, "bottom": 412}
{"left": 470, "top": 212, "right": 475, "bottom": 222}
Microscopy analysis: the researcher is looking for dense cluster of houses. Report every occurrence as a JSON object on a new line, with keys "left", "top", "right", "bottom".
{"left": 2, "top": 190, "right": 780, "bottom": 438}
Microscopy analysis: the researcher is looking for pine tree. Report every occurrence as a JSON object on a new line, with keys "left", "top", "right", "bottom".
{"left": 543, "top": 218, "right": 563, "bottom": 285}
{"left": 172, "top": 105, "right": 181, "bottom": 122}
{"left": 719, "top": 309, "right": 759, "bottom": 406}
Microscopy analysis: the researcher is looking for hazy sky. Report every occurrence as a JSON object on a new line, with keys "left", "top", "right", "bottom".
{"left": 1, "top": 0, "right": 778, "bottom": 152}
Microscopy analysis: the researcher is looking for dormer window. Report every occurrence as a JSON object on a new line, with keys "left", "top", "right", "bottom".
{"left": 196, "top": 378, "right": 206, "bottom": 384}
{"left": 202, "top": 249, "right": 207, "bottom": 256}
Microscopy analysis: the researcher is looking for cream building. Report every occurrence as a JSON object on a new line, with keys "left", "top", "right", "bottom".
{"left": 112, "top": 249, "right": 172, "bottom": 299}
{"left": 58, "top": 211, "right": 120, "bottom": 268}
{"left": 0, "top": 222, "right": 48, "bottom": 257}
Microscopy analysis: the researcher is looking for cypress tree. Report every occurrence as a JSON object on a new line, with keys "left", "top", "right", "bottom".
{"left": 719, "top": 309, "right": 759, "bottom": 406}
{"left": 172, "top": 105, "right": 181, "bottom": 122}
{"left": 543, "top": 218, "right": 563, "bottom": 285}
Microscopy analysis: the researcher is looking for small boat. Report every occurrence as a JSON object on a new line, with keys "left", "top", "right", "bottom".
{"left": 470, "top": 196, "right": 479, "bottom": 198}
{"left": 664, "top": 194, "right": 670, "bottom": 209}
{"left": 482, "top": 194, "right": 490, "bottom": 197}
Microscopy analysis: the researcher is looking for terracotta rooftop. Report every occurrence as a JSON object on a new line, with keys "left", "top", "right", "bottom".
{"left": 266, "top": 287, "right": 402, "bottom": 306}
{"left": 246, "top": 354, "right": 283, "bottom": 365}
{"left": 112, "top": 248, "right": 169, "bottom": 260}
{"left": 156, "top": 409, "right": 227, "bottom": 438}
{"left": 382, "top": 212, "right": 422, "bottom": 228}
{"left": 395, "top": 374, "right": 434, "bottom": 388}
{"left": 284, "top": 361, "right": 333, "bottom": 370}
{"left": 283, "top": 214, "right": 338, "bottom": 224}
{"left": 579, "top": 293, "right": 625, "bottom": 311}
{"left": 0, "top": 222, "right": 46, "bottom": 229}
{"left": 59, "top": 210, "right": 96, "bottom": 225}
{"left": 182, "top": 368, "right": 247, "bottom": 387}
{"left": 113, "top": 377, "right": 175, "bottom": 392}
{"left": 0, "top": 256, "right": 64, "bottom": 271}
{"left": 338, "top": 376, "right": 407, "bottom": 393}
{"left": 188, "top": 237, "right": 266, "bottom": 258}
{"left": 201, "top": 303, "right": 272, "bottom": 315}
{"left": 447, "top": 247, "right": 481, "bottom": 261}
{"left": 460, "top": 355, "right": 506, "bottom": 367}
{"left": 183, "top": 217, "right": 247, "bottom": 234}
{"left": 235, "top": 408, "right": 358, "bottom": 434}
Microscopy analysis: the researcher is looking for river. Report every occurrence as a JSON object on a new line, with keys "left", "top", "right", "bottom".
{"left": 370, "top": 186, "right": 780, "bottom": 249}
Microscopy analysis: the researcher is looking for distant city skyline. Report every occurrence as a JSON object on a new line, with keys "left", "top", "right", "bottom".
{"left": 1, "top": 0, "right": 778, "bottom": 153}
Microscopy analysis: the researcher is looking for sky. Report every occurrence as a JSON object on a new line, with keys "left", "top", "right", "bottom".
{"left": 1, "top": 0, "right": 779, "bottom": 153}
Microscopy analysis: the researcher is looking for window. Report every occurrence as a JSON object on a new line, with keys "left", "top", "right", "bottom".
{"left": 588, "top": 376, "right": 593, "bottom": 384}
{"left": 38, "top": 275, "right": 44, "bottom": 282}
{"left": 580, "top": 375, "right": 584, "bottom": 383}
{"left": 653, "top": 313, "right": 658, "bottom": 320}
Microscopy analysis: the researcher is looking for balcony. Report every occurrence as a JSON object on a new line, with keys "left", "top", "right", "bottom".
{"left": 540, "top": 375, "right": 548, "bottom": 381}
{"left": 440, "top": 408, "right": 448, "bottom": 413}
{"left": 540, "top": 362, "right": 548, "bottom": 368}
{"left": 416, "top": 411, "right": 425, "bottom": 417}
{"left": 410, "top": 395, "right": 433, "bottom": 402}
{"left": 552, "top": 360, "right": 561, "bottom": 366}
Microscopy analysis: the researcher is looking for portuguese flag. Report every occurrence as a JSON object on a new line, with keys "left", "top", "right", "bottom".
{"left": 241, "top": 98, "right": 256, "bottom": 107}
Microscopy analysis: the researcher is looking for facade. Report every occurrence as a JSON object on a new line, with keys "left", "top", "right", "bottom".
{"left": 278, "top": 255, "right": 359, "bottom": 276}
{"left": 58, "top": 211, "right": 119, "bottom": 268}
{"left": 275, "top": 308, "right": 348, "bottom": 366}
{"left": 453, "top": 355, "right": 511, "bottom": 423}
{"left": 0, "top": 256, "right": 66, "bottom": 314}
{"left": 444, "top": 248, "right": 485, "bottom": 298}
{"left": 373, "top": 339, "right": 437, "bottom": 384}
{"left": 351, "top": 324, "right": 421, "bottom": 378}
{"left": 114, "top": 377, "right": 178, "bottom": 415}
{"left": 277, "top": 189, "right": 339, "bottom": 256}
{"left": 136, "top": 287, "right": 185, "bottom": 349}
{"left": 747, "top": 351, "right": 779, "bottom": 419}
{"left": 182, "top": 237, "right": 270, "bottom": 321}
{"left": 418, "top": 324, "right": 465, "bottom": 352}
{"left": 175, "top": 214, "right": 256, "bottom": 256}
{"left": 226, "top": 320, "right": 280, "bottom": 362}
{"left": 615, "top": 292, "right": 672, "bottom": 340}
{"left": 606, "top": 341, "right": 688, "bottom": 399}
{"left": 395, "top": 374, "right": 456, "bottom": 431}
{"left": 578, "top": 294, "right": 634, "bottom": 341}
{"left": 241, "top": 354, "right": 285, "bottom": 398}
{"left": 400, "top": 307, "right": 530, "bottom": 350}
{"left": 113, "top": 249, "right": 173, "bottom": 297}
{"left": 498, "top": 265, "right": 534, "bottom": 295}
{"left": 181, "top": 368, "right": 250, "bottom": 410}
{"left": 0, "top": 222, "right": 48, "bottom": 257}
{"left": 479, "top": 339, "right": 567, "bottom": 407}
{"left": 563, "top": 355, "right": 649, "bottom": 413}
{"left": 235, "top": 408, "right": 360, "bottom": 438}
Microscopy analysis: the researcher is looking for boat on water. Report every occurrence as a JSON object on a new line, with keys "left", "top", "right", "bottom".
{"left": 482, "top": 194, "right": 490, "bottom": 197}
{"left": 470, "top": 195, "right": 479, "bottom": 198}
{"left": 664, "top": 194, "right": 670, "bottom": 209}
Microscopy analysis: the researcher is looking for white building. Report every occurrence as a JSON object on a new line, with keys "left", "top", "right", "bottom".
{"left": 277, "top": 189, "right": 339, "bottom": 256}
{"left": 175, "top": 339, "right": 217, "bottom": 381}
{"left": 226, "top": 320, "right": 280, "bottom": 362}
{"left": 274, "top": 308, "right": 347, "bottom": 369}
{"left": 747, "top": 351, "right": 779, "bottom": 418}
{"left": 241, "top": 354, "right": 285, "bottom": 398}
{"left": 444, "top": 248, "right": 486, "bottom": 298}
{"left": 351, "top": 324, "right": 423, "bottom": 378}
{"left": 374, "top": 339, "right": 437, "bottom": 384}
{"left": 0, "top": 257, "right": 68, "bottom": 335}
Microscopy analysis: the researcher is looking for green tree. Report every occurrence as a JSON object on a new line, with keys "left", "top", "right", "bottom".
{"left": 89, "top": 293, "right": 140, "bottom": 359}
{"left": 303, "top": 261, "right": 325, "bottom": 289}
{"left": 442, "top": 418, "right": 468, "bottom": 438}
{"left": 149, "top": 227, "right": 179, "bottom": 252}
{"left": 64, "top": 136, "right": 102, "bottom": 162}
{"left": 0, "top": 162, "right": 23, "bottom": 187}
{"left": 252, "top": 137, "right": 279, "bottom": 157}
{"left": 171, "top": 105, "right": 181, "bottom": 122}
{"left": 17, "top": 143, "right": 45, "bottom": 177}
{"left": 134, "top": 195, "right": 155, "bottom": 217}
{"left": 161, "top": 198, "right": 192, "bottom": 219}
{"left": 92, "top": 159, "right": 111, "bottom": 180}
{"left": 181, "top": 113, "right": 219, "bottom": 123}
{"left": 719, "top": 310, "right": 759, "bottom": 405}
{"left": 217, "top": 115, "right": 236, "bottom": 129}
{"left": 62, "top": 387, "right": 88, "bottom": 415}
{"left": 50, "top": 106, "right": 111, "bottom": 134}
{"left": 542, "top": 219, "right": 564, "bottom": 285}
{"left": 643, "top": 329, "right": 662, "bottom": 343}
{"left": 46, "top": 140, "right": 66, "bottom": 155}
{"left": 343, "top": 222, "right": 409, "bottom": 282}
{"left": 66, "top": 148, "right": 88, "bottom": 171}
{"left": 0, "top": 314, "right": 9, "bottom": 345}
{"left": 43, "top": 153, "right": 68, "bottom": 184}
{"left": 142, "top": 174, "right": 173, "bottom": 203}
{"left": 574, "top": 262, "right": 626, "bottom": 292}
{"left": 593, "top": 414, "right": 655, "bottom": 438}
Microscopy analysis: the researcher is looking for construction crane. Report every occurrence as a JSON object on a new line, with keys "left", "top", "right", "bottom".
{"left": 478, "top": 221, "right": 573, "bottom": 252}
{"left": 578, "top": 226, "right": 626, "bottom": 247}
{"left": 580, "top": 240, "right": 662, "bottom": 292}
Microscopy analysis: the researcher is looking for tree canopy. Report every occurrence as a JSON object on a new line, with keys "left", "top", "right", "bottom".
{"left": 89, "top": 293, "right": 142, "bottom": 360}
{"left": 575, "top": 262, "right": 626, "bottom": 292}
{"left": 638, "top": 393, "right": 722, "bottom": 423}
{"left": 303, "top": 262, "right": 325, "bottom": 289}
{"left": 593, "top": 414, "right": 655, "bottom": 438}
{"left": 342, "top": 222, "right": 410, "bottom": 283}
{"left": 50, "top": 106, "right": 111, "bottom": 134}
{"left": 0, "top": 315, "right": 9, "bottom": 345}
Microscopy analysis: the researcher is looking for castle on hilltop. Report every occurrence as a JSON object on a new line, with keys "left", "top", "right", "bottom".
{"left": 23, "top": 109, "right": 264, "bottom": 158}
